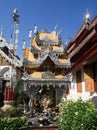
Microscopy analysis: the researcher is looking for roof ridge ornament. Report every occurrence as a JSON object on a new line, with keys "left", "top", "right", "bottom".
{"left": 54, "top": 25, "right": 58, "bottom": 31}
{"left": 29, "top": 29, "right": 32, "bottom": 48}
{"left": 13, "top": 8, "right": 19, "bottom": 23}
{"left": 34, "top": 25, "right": 38, "bottom": 34}
{"left": 23, "top": 40, "right": 26, "bottom": 50}
{"left": 85, "top": 9, "right": 90, "bottom": 24}
{"left": 29, "top": 29, "right": 32, "bottom": 38}
{"left": 0, "top": 26, "right": 4, "bottom": 38}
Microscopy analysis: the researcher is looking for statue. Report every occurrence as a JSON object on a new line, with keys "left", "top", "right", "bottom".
{"left": 22, "top": 81, "right": 40, "bottom": 116}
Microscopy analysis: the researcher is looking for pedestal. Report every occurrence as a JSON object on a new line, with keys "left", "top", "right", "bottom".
{"left": 1, "top": 100, "right": 14, "bottom": 112}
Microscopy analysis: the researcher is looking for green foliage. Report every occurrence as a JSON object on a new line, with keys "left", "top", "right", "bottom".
{"left": 0, "top": 106, "right": 23, "bottom": 117}
{"left": 0, "top": 116, "right": 27, "bottom": 130}
{"left": 14, "top": 80, "right": 25, "bottom": 100}
{"left": 58, "top": 99, "right": 97, "bottom": 130}
{"left": 0, "top": 108, "right": 27, "bottom": 130}
{"left": 6, "top": 106, "right": 23, "bottom": 117}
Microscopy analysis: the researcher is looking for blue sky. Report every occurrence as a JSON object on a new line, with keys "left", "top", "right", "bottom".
{"left": 0, "top": 0, "right": 97, "bottom": 58}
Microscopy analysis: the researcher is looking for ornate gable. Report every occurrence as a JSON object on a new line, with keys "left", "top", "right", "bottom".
{"left": 39, "top": 56, "right": 55, "bottom": 70}
{"left": 23, "top": 27, "right": 71, "bottom": 70}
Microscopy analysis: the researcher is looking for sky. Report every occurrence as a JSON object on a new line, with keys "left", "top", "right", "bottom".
{"left": 0, "top": 0, "right": 97, "bottom": 59}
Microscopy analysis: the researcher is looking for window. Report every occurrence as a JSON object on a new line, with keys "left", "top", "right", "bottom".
{"left": 76, "top": 70, "right": 82, "bottom": 93}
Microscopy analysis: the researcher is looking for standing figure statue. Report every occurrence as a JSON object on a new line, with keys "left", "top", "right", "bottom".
{"left": 22, "top": 82, "right": 40, "bottom": 117}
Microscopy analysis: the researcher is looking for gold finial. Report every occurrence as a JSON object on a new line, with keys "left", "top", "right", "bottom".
{"left": 85, "top": 9, "right": 90, "bottom": 23}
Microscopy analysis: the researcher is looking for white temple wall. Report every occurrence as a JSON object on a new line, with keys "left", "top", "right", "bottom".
{"left": 67, "top": 66, "right": 91, "bottom": 101}
{"left": 67, "top": 71, "right": 78, "bottom": 101}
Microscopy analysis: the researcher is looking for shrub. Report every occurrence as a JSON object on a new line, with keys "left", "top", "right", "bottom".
{"left": 59, "top": 99, "right": 97, "bottom": 130}
{"left": 5, "top": 106, "right": 23, "bottom": 117}
{"left": 0, "top": 116, "right": 27, "bottom": 130}
{"left": 0, "top": 108, "right": 27, "bottom": 130}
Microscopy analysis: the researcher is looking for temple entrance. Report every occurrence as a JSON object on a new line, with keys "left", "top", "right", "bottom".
{"left": 0, "top": 80, "right": 8, "bottom": 107}
{"left": 22, "top": 80, "right": 69, "bottom": 115}
{"left": 32, "top": 84, "right": 69, "bottom": 114}
{"left": 22, "top": 79, "right": 70, "bottom": 126}
{"left": 35, "top": 86, "right": 56, "bottom": 113}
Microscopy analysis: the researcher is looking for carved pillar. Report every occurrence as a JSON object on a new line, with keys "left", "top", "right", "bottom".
{"left": 4, "top": 87, "right": 15, "bottom": 101}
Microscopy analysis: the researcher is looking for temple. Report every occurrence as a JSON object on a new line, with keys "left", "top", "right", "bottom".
{"left": 22, "top": 26, "right": 71, "bottom": 112}
{"left": 66, "top": 12, "right": 97, "bottom": 103}
{"left": 1, "top": 9, "right": 97, "bottom": 129}
{"left": 0, "top": 9, "right": 23, "bottom": 109}
{"left": 0, "top": 35, "right": 22, "bottom": 106}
